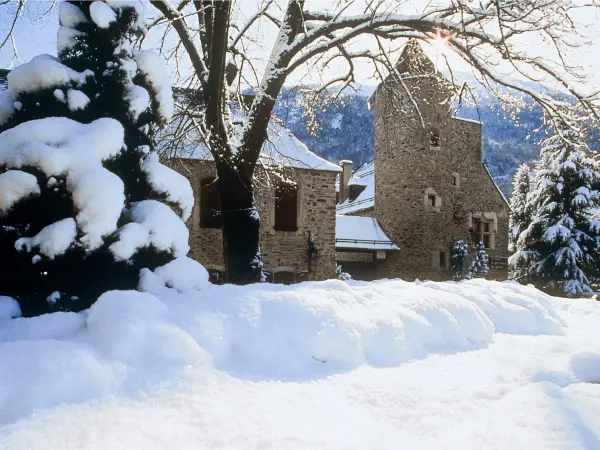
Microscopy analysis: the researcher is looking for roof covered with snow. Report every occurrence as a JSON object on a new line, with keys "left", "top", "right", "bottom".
{"left": 336, "top": 215, "right": 399, "bottom": 251}
{"left": 452, "top": 116, "right": 483, "bottom": 126}
{"left": 336, "top": 161, "right": 375, "bottom": 214}
{"left": 175, "top": 120, "right": 341, "bottom": 173}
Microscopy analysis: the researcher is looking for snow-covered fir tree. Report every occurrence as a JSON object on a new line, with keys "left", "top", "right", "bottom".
{"left": 469, "top": 242, "right": 489, "bottom": 278}
{"left": 0, "top": 1, "right": 192, "bottom": 316}
{"left": 509, "top": 127, "right": 600, "bottom": 297}
{"left": 508, "top": 163, "right": 532, "bottom": 252}
{"left": 451, "top": 240, "right": 471, "bottom": 281}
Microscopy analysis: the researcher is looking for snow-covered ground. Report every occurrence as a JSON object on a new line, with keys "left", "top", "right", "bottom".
{"left": 1, "top": 261, "right": 600, "bottom": 449}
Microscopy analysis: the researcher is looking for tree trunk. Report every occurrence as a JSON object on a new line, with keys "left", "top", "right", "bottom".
{"left": 217, "top": 161, "right": 262, "bottom": 284}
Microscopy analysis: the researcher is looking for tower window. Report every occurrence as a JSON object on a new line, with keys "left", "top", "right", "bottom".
{"left": 452, "top": 172, "right": 460, "bottom": 187}
{"left": 424, "top": 187, "right": 441, "bottom": 211}
{"left": 430, "top": 127, "right": 440, "bottom": 147}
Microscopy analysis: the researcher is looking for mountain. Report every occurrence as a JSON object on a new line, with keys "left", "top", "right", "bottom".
{"left": 273, "top": 85, "right": 549, "bottom": 197}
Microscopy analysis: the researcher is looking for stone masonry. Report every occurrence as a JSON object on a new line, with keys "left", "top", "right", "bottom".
{"left": 167, "top": 158, "right": 338, "bottom": 281}
{"left": 340, "top": 39, "right": 510, "bottom": 280}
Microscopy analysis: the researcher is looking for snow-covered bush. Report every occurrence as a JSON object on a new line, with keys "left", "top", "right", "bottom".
{"left": 451, "top": 240, "right": 471, "bottom": 281}
{"left": 509, "top": 128, "right": 600, "bottom": 297}
{"left": 469, "top": 242, "right": 489, "bottom": 278}
{"left": 336, "top": 265, "right": 352, "bottom": 281}
{"left": 0, "top": 1, "right": 192, "bottom": 316}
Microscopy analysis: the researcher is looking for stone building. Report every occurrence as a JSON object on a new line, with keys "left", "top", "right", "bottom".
{"left": 168, "top": 122, "right": 341, "bottom": 283}
{"left": 336, "top": 39, "right": 510, "bottom": 280}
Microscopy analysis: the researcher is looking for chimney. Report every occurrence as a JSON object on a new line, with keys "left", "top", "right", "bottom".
{"left": 339, "top": 159, "right": 353, "bottom": 203}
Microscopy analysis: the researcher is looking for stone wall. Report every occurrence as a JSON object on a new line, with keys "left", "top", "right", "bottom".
{"left": 370, "top": 75, "right": 510, "bottom": 281}
{"left": 167, "top": 159, "right": 338, "bottom": 281}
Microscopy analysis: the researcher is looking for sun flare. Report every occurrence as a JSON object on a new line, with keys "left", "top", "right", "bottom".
{"left": 430, "top": 32, "right": 450, "bottom": 54}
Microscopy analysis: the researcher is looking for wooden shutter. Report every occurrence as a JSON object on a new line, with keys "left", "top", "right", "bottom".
{"left": 200, "top": 177, "right": 222, "bottom": 229}
{"left": 275, "top": 183, "right": 298, "bottom": 232}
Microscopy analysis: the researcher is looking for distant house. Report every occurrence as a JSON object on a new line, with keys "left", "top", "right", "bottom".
{"left": 165, "top": 116, "right": 341, "bottom": 284}
{"left": 335, "top": 40, "right": 510, "bottom": 280}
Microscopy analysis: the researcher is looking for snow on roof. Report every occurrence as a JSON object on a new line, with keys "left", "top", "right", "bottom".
{"left": 178, "top": 121, "right": 341, "bottom": 173}
{"left": 337, "top": 161, "right": 375, "bottom": 214}
{"left": 336, "top": 215, "right": 399, "bottom": 251}
{"left": 452, "top": 116, "right": 483, "bottom": 126}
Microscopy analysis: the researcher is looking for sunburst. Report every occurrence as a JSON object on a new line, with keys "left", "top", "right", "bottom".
{"left": 430, "top": 31, "right": 451, "bottom": 55}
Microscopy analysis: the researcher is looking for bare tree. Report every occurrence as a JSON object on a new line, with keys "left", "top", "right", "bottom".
{"left": 4, "top": 0, "right": 600, "bottom": 284}
{"left": 147, "top": 0, "right": 600, "bottom": 284}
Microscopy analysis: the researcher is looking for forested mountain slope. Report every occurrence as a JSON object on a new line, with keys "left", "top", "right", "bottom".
{"left": 274, "top": 86, "right": 550, "bottom": 197}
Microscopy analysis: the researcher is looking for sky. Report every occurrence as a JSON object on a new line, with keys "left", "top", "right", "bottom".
{"left": 2, "top": 0, "right": 600, "bottom": 96}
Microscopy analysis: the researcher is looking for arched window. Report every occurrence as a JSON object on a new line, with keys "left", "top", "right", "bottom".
{"left": 200, "top": 177, "right": 221, "bottom": 229}
{"left": 273, "top": 271, "right": 295, "bottom": 285}
{"left": 274, "top": 182, "right": 298, "bottom": 232}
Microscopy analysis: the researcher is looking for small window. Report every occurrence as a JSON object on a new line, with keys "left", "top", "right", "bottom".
{"left": 428, "top": 194, "right": 436, "bottom": 207}
{"left": 424, "top": 188, "right": 441, "bottom": 211}
{"left": 439, "top": 251, "right": 447, "bottom": 267}
{"left": 273, "top": 271, "right": 295, "bottom": 285}
{"left": 275, "top": 182, "right": 298, "bottom": 232}
{"left": 200, "top": 177, "right": 221, "bottom": 229}
{"left": 430, "top": 127, "right": 440, "bottom": 147}
{"left": 452, "top": 172, "right": 460, "bottom": 187}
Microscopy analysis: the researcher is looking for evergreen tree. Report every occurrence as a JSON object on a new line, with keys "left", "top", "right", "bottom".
{"left": 509, "top": 128, "right": 600, "bottom": 297}
{"left": 451, "top": 240, "right": 471, "bottom": 281}
{"left": 0, "top": 1, "right": 192, "bottom": 316}
{"left": 508, "top": 163, "right": 532, "bottom": 252}
{"left": 469, "top": 242, "right": 489, "bottom": 278}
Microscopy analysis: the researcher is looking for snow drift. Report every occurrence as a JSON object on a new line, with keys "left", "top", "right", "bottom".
{"left": 0, "top": 263, "right": 565, "bottom": 426}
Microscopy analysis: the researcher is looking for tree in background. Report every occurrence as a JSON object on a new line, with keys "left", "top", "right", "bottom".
{"left": 0, "top": 1, "right": 192, "bottom": 316}
{"left": 469, "top": 242, "right": 489, "bottom": 279}
{"left": 451, "top": 240, "right": 471, "bottom": 281}
{"left": 509, "top": 127, "right": 600, "bottom": 297}
{"left": 508, "top": 164, "right": 533, "bottom": 252}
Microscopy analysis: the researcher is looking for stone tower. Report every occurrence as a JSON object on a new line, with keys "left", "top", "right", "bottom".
{"left": 372, "top": 39, "right": 509, "bottom": 280}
